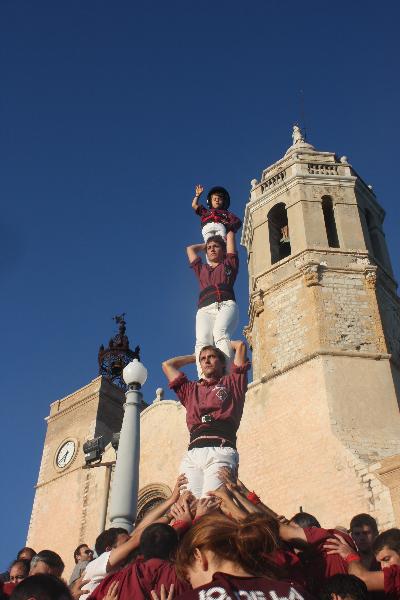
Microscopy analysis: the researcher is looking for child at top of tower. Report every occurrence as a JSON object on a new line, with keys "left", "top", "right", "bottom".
{"left": 192, "top": 184, "right": 242, "bottom": 242}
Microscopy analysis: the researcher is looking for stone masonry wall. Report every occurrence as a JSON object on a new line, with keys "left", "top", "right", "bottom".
{"left": 319, "top": 271, "right": 378, "bottom": 352}
{"left": 237, "top": 357, "right": 396, "bottom": 530}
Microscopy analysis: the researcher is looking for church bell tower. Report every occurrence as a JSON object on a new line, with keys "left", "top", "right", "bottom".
{"left": 238, "top": 127, "right": 400, "bottom": 528}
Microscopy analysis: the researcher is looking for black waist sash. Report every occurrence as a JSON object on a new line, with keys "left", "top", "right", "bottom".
{"left": 198, "top": 284, "right": 235, "bottom": 308}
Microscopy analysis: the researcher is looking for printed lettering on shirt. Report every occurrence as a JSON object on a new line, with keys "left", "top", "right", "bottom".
{"left": 198, "top": 589, "right": 266, "bottom": 600}
{"left": 212, "top": 385, "right": 229, "bottom": 402}
{"left": 199, "top": 586, "right": 232, "bottom": 600}
{"left": 269, "top": 587, "right": 305, "bottom": 600}
{"left": 198, "top": 588, "right": 299, "bottom": 600}
{"left": 238, "top": 591, "right": 266, "bottom": 600}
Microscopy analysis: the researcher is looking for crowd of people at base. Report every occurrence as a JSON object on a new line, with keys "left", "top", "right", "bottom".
{"left": 3, "top": 472, "right": 400, "bottom": 600}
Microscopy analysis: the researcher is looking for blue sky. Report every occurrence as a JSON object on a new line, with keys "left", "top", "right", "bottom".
{"left": 1, "top": 0, "right": 399, "bottom": 569}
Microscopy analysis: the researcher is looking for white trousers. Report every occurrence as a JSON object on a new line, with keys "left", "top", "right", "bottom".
{"left": 201, "top": 222, "right": 227, "bottom": 242}
{"left": 195, "top": 300, "right": 239, "bottom": 378}
{"left": 180, "top": 446, "right": 239, "bottom": 498}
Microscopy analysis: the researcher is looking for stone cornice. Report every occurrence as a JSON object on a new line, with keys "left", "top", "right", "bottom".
{"left": 248, "top": 248, "right": 397, "bottom": 294}
{"left": 50, "top": 376, "right": 102, "bottom": 408}
{"left": 35, "top": 461, "right": 86, "bottom": 489}
{"left": 247, "top": 349, "right": 392, "bottom": 390}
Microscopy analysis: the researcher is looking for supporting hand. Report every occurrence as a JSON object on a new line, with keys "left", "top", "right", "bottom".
{"left": 195, "top": 497, "right": 221, "bottom": 519}
{"left": 170, "top": 474, "right": 188, "bottom": 504}
{"left": 103, "top": 581, "right": 119, "bottom": 600}
{"left": 70, "top": 576, "right": 90, "bottom": 600}
{"left": 324, "top": 535, "right": 355, "bottom": 559}
{"left": 151, "top": 584, "right": 174, "bottom": 600}
{"left": 170, "top": 497, "right": 192, "bottom": 525}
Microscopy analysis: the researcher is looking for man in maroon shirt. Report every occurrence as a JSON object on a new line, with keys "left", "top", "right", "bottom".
{"left": 187, "top": 230, "right": 239, "bottom": 378}
{"left": 325, "top": 527, "right": 400, "bottom": 599}
{"left": 162, "top": 340, "right": 250, "bottom": 498}
{"left": 277, "top": 520, "right": 358, "bottom": 594}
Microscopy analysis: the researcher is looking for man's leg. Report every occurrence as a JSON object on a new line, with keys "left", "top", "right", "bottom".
{"left": 195, "top": 304, "right": 217, "bottom": 378}
{"left": 200, "top": 447, "right": 239, "bottom": 497}
{"left": 179, "top": 449, "right": 205, "bottom": 499}
{"left": 212, "top": 300, "right": 239, "bottom": 373}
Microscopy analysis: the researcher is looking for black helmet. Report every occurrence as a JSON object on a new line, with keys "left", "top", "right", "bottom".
{"left": 207, "top": 186, "right": 230, "bottom": 209}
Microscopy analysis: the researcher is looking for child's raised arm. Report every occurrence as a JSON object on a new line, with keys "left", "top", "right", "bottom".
{"left": 192, "top": 184, "right": 204, "bottom": 211}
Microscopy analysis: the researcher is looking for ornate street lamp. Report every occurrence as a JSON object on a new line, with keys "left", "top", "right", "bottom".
{"left": 108, "top": 357, "right": 148, "bottom": 532}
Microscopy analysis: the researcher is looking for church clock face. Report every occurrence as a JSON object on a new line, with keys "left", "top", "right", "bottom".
{"left": 55, "top": 440, "right": 76, "bottom": 469}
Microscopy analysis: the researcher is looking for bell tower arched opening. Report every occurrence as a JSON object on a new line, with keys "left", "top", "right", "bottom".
{"left": 322, "top": 196, "right": 339, "bottom": 248}
{"left": 268, "top": 202, "right": 291, "bottom": 264}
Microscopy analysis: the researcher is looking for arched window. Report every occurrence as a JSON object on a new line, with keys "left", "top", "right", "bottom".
{"left": 268, "top": 203, "right": 291, "bottom": 264}
{"left": 322, "top": 196, "right": 339, "bottom": 248}
{"left": 135, "top": 483, "right": 171, "bottom": 525}
{"left": 365, "top": 209, "right": 384, "bottom": 263}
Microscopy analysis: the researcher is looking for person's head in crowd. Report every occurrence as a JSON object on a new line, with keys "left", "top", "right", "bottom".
{"left": 320, "top": 574, "right": 368, "bottom": 600}
{"left": 372, "top": 528, "right": 400, "bottom": 567}
{"left": 10, "top": 574, "right": 71, "bottom": 600}
{"left": 16, "top": 549, "right": 36, "bottom": 562}
{"left": 29, "top": 551, "right": 64, "bottom": 578}
{"left": 139, "top": 523, "right": 179, "bottom": 561}
{"left": 9, "top": 560, "right": 30, "bottom": 584}
{"left": 175, "top": 513, "right": 281, "bottom": 587}
{"left": 94, "top": 528, "right": 129, "bottom": 557}
{"left": 73, "top": 544, "right": 93, "bottom": 564}
{"left": 350, "top": 514, "right": 378, "bottom": 553}
{"left": 291, "top": 512, "right": 321, "bottom": 529}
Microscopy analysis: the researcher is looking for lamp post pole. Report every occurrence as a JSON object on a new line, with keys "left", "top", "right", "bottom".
{"left": 108, "top": 359, "right": 147, "bottom": 533}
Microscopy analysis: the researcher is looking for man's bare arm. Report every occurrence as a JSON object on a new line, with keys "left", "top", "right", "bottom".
{"left": 231, "top": 340, "right": 247, "bottom": 367}
{"left": 279, "top": 522, "right": 308, "bottom": 544}
{"left": 108, "top": 474, "right": 188, "bottom": 569}
{"left": 225, "top": 483, "right": 263, "bottom": 514}
{"left": 162, "top": 354, "right": 196, "bottom": 382}
{"left": 226, "top": 230, "right": 236, "bottom": 254}
{"left": 324, "top": 535, "right": 385, "bottom": 591}
{"left": 207, "top": 487, "right": 248, "bottom": 521}
{"left": 186, "top": 243, "right": 206, "bottom": 263}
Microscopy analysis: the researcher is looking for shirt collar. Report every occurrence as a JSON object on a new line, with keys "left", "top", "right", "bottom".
{"left": 198, "top": 377, "right": 221, "bottom": 386}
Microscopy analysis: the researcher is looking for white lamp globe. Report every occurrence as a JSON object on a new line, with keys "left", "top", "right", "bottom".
{"left": 123, "top": 359, "right": 148, "bottom": 386}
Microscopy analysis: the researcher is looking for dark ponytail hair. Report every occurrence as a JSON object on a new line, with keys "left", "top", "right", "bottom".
{"left": 175, "top": 513, "right": 282, "bottom": 580}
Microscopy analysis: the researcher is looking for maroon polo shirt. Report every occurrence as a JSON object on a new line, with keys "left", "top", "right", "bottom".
{"left": 302, "top": 527, "right": 357, "bottom": 593}
{"left": 169, "top": 362, "right": 250, "bottom": 443}
{"left": 175, "top": 571, "right": 315, "bottom": 600}
{"left": 384, "top": 565, "right": 400, "bottom": 599}
{"left": 88, "top": 558, "right": 190, "bottom": 600}
{"left": 270, "top": 547, "right": 308, "bottom": 589}
{"left": 190, "top": 253, "right": 238, "bottom": 292}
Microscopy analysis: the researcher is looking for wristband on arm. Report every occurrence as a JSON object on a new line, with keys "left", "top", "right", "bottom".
{"left": 345, "top": 553, "right": 361, "bottom": 563}
{"left": 247, "top": 491, "right": 261, "bottom": 505}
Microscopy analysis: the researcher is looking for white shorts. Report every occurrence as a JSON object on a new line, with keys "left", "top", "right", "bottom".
{"left": 179, "top": 446, "right": 239, "bottom": 498}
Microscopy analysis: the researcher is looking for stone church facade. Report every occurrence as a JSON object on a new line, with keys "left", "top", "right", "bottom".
{"left": 27, "top": 130, "right": 400, "bottom": 577}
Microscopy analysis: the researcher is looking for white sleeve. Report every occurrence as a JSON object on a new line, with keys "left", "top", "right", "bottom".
{"left": 79, "top": 552, "right": 111, "bottom": 598}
